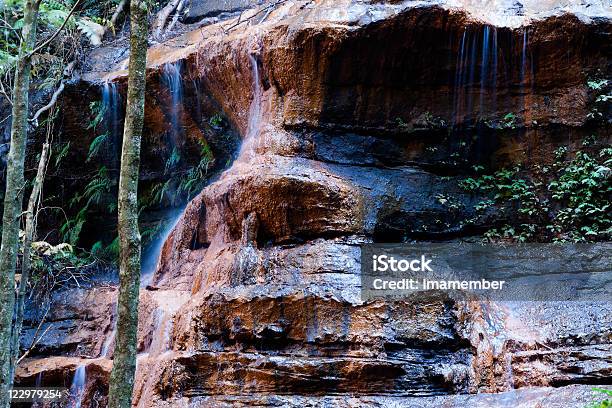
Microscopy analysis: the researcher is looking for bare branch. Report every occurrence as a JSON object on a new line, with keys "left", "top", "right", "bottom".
{"left": 16, "top": 306, "right": 50, "bottom": 365}
{"left": 27, "top": 0, "right": 83, "bottom": 58}
{"left": 109, "top": 0, "right": 128, "bottom": 30}
{"left": 222, "top": 0, "right": 290, "bottom": 34}
{"left": 16, "top": 324, "right": 51, "bottom": 365}
{"left": 166, "top": 0, "right": 185, "bottom": 33}
{"left": 153, "top": 0, "right": 182, "bottom": 39}
{"left": 0, "top": 79, "right": 12, "bottom": 106}
{"left": 29, "top": 61, "right": 75, "bottom": 126}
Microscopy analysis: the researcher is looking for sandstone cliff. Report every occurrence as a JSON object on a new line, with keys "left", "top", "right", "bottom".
{"left": 14, "top": 1, "right": 611, "bottom": 407}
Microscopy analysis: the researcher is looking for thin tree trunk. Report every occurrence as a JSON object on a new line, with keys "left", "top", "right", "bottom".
{"left": 9, "top": 140, "right": 50, "bottom": 384}
{"left": 0, "top": 0, "right": 40, "bottom": 403}
{"left": 107, "top": 0, "right": 148, "bottom": 405}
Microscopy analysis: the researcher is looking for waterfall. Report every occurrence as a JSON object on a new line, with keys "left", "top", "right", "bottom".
{"left": 491, "top": 27, "right": 498, "bottom": 114}
{"left": 246, "top": 54, "right": 262, "bottom": 139}
{"left": 139, "top": 61, "right": 188, "bottom": 286}
{"left": 454, "top": 25, "right": 506, "bottom": 126}
{"left": 452, "top": 29, "right": 468, "bottom": 125}
{"left": 101, "top": 82, "right": 123, "bottom": 167}
{"left": 100, "top": 303, "right": 117, "bottom": 358}
{"left": 452, "top": 28, "right": 477, "bottom": 126}
{"left": 520, "top": 29, "right": 528, "bottom": 87}
{"left": 478, "top": 26, "right": 500, "bottom": 120}
{"left": 161, "top": 62, "right": 184, "bottom": 145}
{"left": 141, "top": 208, "right": 183, "bottom": 287}
{"left": 236, "top": 52, "right": 263, "bottom": 158}
{"left": 147, "top": 308, "right": 173, "bottom": 356}
{"left": 69, "top": 365, "right": 86, "bottom": 408}
{"left": 520, "top": 28, "right": 534, "bottom": 123}
{"left": 100, "top": 327, "right": 115, "bottom": 358}
{"left": 466, "top": 33, "right": 478, "bottom": 119}
{"left": 102, "top": 82, "right": 122, "bottom": 140}
{"left": 479, "top": 26, "right": 490, "bottom": 116}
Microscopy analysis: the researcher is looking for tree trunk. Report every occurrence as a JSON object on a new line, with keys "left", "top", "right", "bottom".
{"left": 107, "top": 0, "right": 148, "bottom": 406}
{"left": 0, "top": 0, "right": 40, "bottom": 403}
{"left": 9, "top": 140, "right": 50, "bottom": 384}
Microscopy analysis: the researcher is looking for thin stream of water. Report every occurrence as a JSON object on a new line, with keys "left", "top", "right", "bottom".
{"left": 140, "top": 209, "right": 184, "bottom": 287}
{"left": 101, "top": 82, "right": 123, "bottom": 167}
{"left": 69, "top": 365, "right": 86, "bottom": 408}
{"left": 246, "top": 54, "right": 262, "bottom": 140}
{"left": 161, "top": 62, "right": 184, "bottom": 145}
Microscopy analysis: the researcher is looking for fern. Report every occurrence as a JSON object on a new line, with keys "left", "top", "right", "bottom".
{"left": 54, "top": 142, "right": 71, "bottom": 167}
{"left": 106, "top": 236, "right": 120, "bottom": 259}
{"left": 164, "top": 147, "right": 181, "bottom": 174}
{"left": 88, "top": 101, "right": 106, "bottom": 130}
{"left": 83, "top": 167, "right": 112, "bottom": 207}
{"left": 90, "top": 240, "right": 105, "bottom": 258}
{"left": 76, "top": 18, "right": 104, "bottom": 46}
{"left": 86, "top": 133, "right": 108, "bottom": 162}
{"left": 150, "top": 179, "right": 173, "bottom": 205}
{"left": 141, "top": 221, "right": 163, "bottom": 245}
{"left": 60, "top": 216, "right": 85, "bottom": 247}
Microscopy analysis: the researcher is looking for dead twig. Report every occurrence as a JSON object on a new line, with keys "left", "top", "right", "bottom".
{"left": 29, "top": 61, "right": 75, "bottom": 126}
{"left": 16, "top": 324, "right": 52, "bottom": 365}
{"left": 27, "top": 0, "right": 83, "bottom": 58}
{"left": 16, "top": 306, "right": 50, "bottom": 365}
{"left": 222, "top": 0, "right": 289, "bottom": 34}
{"left": 166, "top": 0, "right": 185, "bottom": 33}
{"left": 153, "top": 0, "right": 183, "bottom": 39}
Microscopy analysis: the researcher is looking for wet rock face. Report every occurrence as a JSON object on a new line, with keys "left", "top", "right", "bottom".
{"left": 13, "top": 1, "right": 611, "bottom": 407}
{"left": 137, "top": 2, "right": 611, "bottom": 406}
{"left": 261, "top": 10, "right": 609, "bottom": 131}
{"left": 20, "top": 287, "right": 118, "bottom": 358}
{"left": 15, "top": 62, "right": 240, "bottom": 248}
{"left": 182, "top": 0, "right": 267, "bottom": 23}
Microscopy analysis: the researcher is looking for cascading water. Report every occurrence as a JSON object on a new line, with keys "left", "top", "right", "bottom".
{"left": 479, "top": 26, "right": 490, "bottom": 115}
{"left": 102, "top": 82, "right": 122, "bottom": 139}
{"left": 161, "top": 62, "right": 184, "bottom": 145}
{"left": 520, "top": 28, "right": 534, "bottom": 122}
{"left": 141, "top": 62, "right": 188, "bottom": 286}
{"left": 100, "top": 328, "right": 115, "bottom": 358}
{"left": 101, "top": 82, "right": 123, "bottom": 166}
{"left": 69, "top": 365, "right": 86, "bottom": 408}
{"left": 100, "top": 303, "right": 117, "bottom": 358}
{"left": 452, "top": 29, "right": 468, "bottom": 125}
{"left": 491, "top": 27, "right": 498, "bottom": 114}
{"left": 141, "top": 208, "right": 183, "bottom": 287}
{"left": 238, "top": 53, "right": 263, "bottom": 157}
{"left": 466, "top": 33, "right": 478, "bottom": 117}
{"left": 454, "top": 25, "right": 533, "bottom": 127}
{"left": 246, "top": 54, "right": 262, "bottom": 139}
{"left": 147, "top": 308, "right": 173, "bottom": 356}
{"left": 520, "top": 29, "right": 528, "bottom": 87}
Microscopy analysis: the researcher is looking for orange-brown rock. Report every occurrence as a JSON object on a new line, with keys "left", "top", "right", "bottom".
{"left": 12, "top": 1, "right": 611, "bottom": 407}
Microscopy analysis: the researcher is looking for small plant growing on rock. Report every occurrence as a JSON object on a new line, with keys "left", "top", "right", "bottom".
{"left": 209, "top": 112, "right": 224, "bottom": 128}
{"left": 586, "top": 388, "right": 612, "bottom": 408}
{"left": 501, "top": 112, "right": 517, "bottom": 129}
{"left": 586, "top": 76, "right": 611, "bottom": 122}
{"left": 459, "top": 142, "right": 611, "bottom": 242}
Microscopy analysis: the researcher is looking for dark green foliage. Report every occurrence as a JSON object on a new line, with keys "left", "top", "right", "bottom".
{"left": 61, "top": 166, "right": 115, "bottom": 245}
{"left": 459, "top": 142, "right": 611, "bottom": 242}
{"left": 143, "top": 139, "right": 214, "bottom": 208}
{"left": 587, "top": 388, "right": 612, "bottom": 408}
